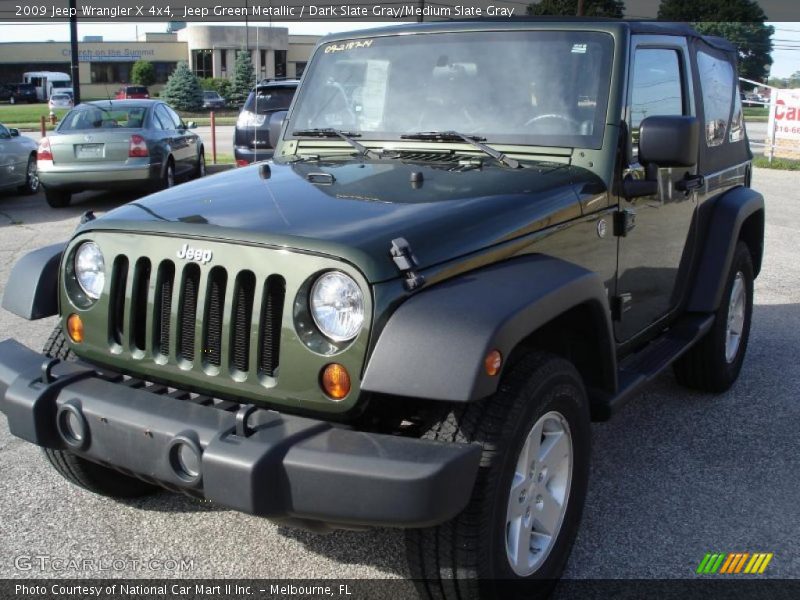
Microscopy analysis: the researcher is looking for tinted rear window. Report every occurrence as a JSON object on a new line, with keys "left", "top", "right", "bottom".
{"left": 126, "top": 87, "right": 148, "bottom": 94}
{"left": 59, "top": 106, "right": 148, "bottom": 131}
{"left": 244, "top": 87, "right": 295, "bottom": 114}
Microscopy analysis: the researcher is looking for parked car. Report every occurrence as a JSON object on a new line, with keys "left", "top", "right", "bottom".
{"left": 114, "top": 85, "right": 150, "bottom": 100}
{"left": 234, "top": 79, "right": 298, "bottom": 165}
{"left": 202, "top": 90, "right": 226, "bottom": 109}
{"left": 0, "top": 122, "right": 39, "bottom": 194}
{"left": 0, "top": 21, "right": 762, "bottom": 598}
{"left": 37, "top": 99, "right": 204, "bottom": 208}
{"left": 48, "top": 92, "right": 74, "bottom": 110}
{"left": 6, "top": 83, "right": 38, "bottom": 104}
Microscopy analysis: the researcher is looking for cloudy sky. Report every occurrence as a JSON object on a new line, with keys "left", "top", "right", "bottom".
{"left": 2, "top": 19, "right": 798, "bottom": 78}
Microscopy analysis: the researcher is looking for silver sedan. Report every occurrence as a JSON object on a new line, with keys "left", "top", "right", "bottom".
{"left": 0, "top": 122, "right": 39, "bottom": 195}
{"left": 38, "top": 100, "right": 206, "bottom": 208}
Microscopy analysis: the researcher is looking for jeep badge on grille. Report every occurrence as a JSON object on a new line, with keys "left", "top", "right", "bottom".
{"left": 177, "top": 244, "right": 213, "bottom": 264}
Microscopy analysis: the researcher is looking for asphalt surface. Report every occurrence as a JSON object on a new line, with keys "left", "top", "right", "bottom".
{"left": 0, "top": 168, "right": 798, "bottom": 583}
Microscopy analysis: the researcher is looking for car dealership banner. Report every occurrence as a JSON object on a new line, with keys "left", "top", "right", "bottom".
{"left": 767, "top": 88, "right": 800, "bottom": 159}
{"left": 1, "top": 0, "right": 800, "bottom": 21}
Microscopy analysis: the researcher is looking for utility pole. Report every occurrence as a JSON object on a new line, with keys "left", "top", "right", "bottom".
{"left": 69, "top": 0, "right": 80, "bottom": 104}
{"left": 577, "top": 0, "right": 585, "bottom": 16}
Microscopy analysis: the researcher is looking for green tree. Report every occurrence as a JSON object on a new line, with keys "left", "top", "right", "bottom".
{"left": 527, "top": 0, "right": 624, "bottom": 17}
{"left": 228, "top": 50, "right": 255, "bottom": 107}
{"left": 657, "top": 0, "right": 774, "bottom": 82}
{"left": 160, "top": 61, "right": 203, "bottom": 111}
{"left": 130, "top": 60, "right": 155, "bottom": 87}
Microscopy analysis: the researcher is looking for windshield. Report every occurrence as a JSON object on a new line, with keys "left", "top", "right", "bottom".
{"left": 204, "top": 91, "right": 219, "bottom": 98}
{"left": 290, "top": 30, "right": 613, "bottom": 149}
{"left": 126, "top": 86, "right": 148, "bottom": 94}
{"left": 244, "top": 87, "right": 296, "bottom": 114}
{"left": 59, "top": 106, "right": 148, "bottom": 131}
{"left": 51, "top": 80, "right": 70, "bottom": 89}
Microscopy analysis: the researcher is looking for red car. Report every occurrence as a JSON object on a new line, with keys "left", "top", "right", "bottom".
{"left": 114, "top": 85, "right": 150, "bottom": 99}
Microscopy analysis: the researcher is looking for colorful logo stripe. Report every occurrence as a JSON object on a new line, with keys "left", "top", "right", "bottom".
{"left": 697, "top": 552, "right": 773, "bottom": 574}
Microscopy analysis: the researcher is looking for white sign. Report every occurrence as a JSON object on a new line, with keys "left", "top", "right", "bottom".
{"left": 768, "top": 88, "right": 800, "bottom": 142}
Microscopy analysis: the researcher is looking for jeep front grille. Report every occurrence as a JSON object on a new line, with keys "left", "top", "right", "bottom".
{"left": 108, "top": 259, "right": 285, "bottom": 379}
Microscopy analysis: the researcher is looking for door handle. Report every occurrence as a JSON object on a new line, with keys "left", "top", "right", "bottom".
{"left": 675, "top": 173, "right": 704, "bottom": 195}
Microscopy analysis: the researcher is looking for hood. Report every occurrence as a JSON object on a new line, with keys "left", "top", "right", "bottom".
{"left": 89, "top": 158, "right": 600, "bottom": 283}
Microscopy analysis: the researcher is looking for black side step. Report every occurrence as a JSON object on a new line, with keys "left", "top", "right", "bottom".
{"left": 592, "top": 313, "right": 714, "bottom": 420}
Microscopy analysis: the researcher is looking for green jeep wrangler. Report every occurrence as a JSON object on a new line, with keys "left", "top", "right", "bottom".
{"left": 0, "top": 20, "right": 763, "bottom": 598}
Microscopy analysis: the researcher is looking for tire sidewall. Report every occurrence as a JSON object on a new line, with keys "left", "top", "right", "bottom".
{"left": 713, "top": 243, "right": 754, "bottom": 384}
{"left": 25, "top": 155, "right": 39, "bottom": 194}
{"left": 485, "top": 363, "right": 591, "bottom": 588}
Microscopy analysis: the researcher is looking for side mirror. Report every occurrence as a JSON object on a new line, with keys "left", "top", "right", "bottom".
{"left": 638, "top": 115, "right": 699, "bottom": 168}
{"left": 186, "top": 121, "right": 197, "bottom": 129}
{"left": 269, "top": 111, "right": 288, "bottom": 149}
{"left": 623, "top": 115, "right": 700, "bottom": 199}
{"left": 9, "top": 128, "right": 20, "bottom": 137}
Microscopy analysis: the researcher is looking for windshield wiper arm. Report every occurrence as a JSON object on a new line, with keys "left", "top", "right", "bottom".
{"left": 400, "top": 131, "right": 520, "bottom": 169}
{"left": 292, "top": 128, "right": 381, "bottom": 159}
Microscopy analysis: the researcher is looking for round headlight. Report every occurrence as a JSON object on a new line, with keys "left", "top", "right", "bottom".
{"left": 310, "top": 272, "right": 364, "bottom": 342}
{"left": 74, "top": 242, "right": 105, "bottom": 300}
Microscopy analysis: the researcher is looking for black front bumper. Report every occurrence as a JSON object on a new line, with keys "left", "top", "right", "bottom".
{"left": 0, "top": 339, "right": 480, "bottom": 529}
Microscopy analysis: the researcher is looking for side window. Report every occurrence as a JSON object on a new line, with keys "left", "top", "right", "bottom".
{"left": 0, "top": 124, "right": 9, "bottom": 139}
{"left": 155, "top": 105, "right": 173, "bottom": 131}
{"left": 630, "top": 48, "right": 684, "bottom": 136}
{"left": 697, "top": 50, "right": 736, "bottom": 146}
{"left": 165, "top": 106, "right": 183, "bottom": 129}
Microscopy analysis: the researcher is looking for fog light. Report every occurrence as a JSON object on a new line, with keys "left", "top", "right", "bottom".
{"left": 484, "top": 349, "right": 503, "bottom": 376}
{"left": 321, "top": 363, "right": 351, "bottom": 401}
{"left": 56, "top": 402, "right": 88, "bottom": 449}
{"left": 67, "top": 314, "right": 84, "bottom": 343}
{"left": 168, "top": 435, "right": 203, "bottom": 484}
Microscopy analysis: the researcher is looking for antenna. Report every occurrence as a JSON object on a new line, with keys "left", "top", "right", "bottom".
{"left": 104, "top": 83, "right": 112, "bottom": 106}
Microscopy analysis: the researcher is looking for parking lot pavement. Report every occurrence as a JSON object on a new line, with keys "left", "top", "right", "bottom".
{"left": 0, "top": 169, "right": 798, "bottom": 580}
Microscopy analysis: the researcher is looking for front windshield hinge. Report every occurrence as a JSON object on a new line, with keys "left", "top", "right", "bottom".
{"left": 390, "top": 237, "right": 425, "bottom": 291}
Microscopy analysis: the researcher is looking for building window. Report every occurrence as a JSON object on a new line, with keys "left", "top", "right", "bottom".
{"left": 275, "top": 50, "right": 287, "bottom": 78}
{"left": 90, "top": 62, "right": 134, "bottom": 84}
{"left": 153, "top": 62, "right": 178, "bottom": 84}
{"left": 192, "top": 49, "right": 213, "bottom": 79}
{"left": 220, "top": 50, "right": 227, "bottom": 74}
{"left": 295, "top": 62, "right": 307, "bottom": 78}
{"left": 260, "top": 49, "right": 267, "bottom": 75}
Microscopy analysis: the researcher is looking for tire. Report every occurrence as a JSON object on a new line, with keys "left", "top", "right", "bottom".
{"left": 40, "top": 327, "right": 158, "bottom": 499}
{"left": 406, "top": 352, "right": 591, "bottom": 600}
{"left": 44, "top": 188, "right": 71, "bottom": 208}
{"left": 673, "top": 241, "right": 754, "bottom": 393}
{"left": 18, "top": 154, "right": 39, "bottom": 195}
{"left": 162, "top": 158, "right": 175, "bottom": 190}
{"left": 195, "top": 150, "right": 206, "bottom": 179}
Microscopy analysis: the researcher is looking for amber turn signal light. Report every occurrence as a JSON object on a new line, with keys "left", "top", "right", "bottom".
{"left": 321, "top": 363, "right": 351, "bottom": 401}
{"left": 484, "top": 349, "right": 502, "bottom": 376}
{"left": 67, "top": 314, "right": 84, "bottom": 343}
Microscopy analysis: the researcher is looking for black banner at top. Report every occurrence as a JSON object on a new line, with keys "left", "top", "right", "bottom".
{"left": 0, "top": 0, "right": 799, "bottom": 22}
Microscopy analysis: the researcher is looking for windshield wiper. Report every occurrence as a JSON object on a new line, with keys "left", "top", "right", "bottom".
{"left": 292, "top": 128, "right": 381, "bottom": 159}
{"left": 400, "top": 131, "right": 520, "bottom": 169}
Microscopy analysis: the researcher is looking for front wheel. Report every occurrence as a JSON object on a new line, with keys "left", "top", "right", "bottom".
{"left": 406, "top": 352, "right": 591, "bottom": 600}
{"left": 41, "top": 326, "right": 159, "bottom": 499}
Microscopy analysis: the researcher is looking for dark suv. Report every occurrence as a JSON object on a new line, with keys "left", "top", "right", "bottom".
{"left": 233, "top": 79, "right": 298, "bottom": 165}
{"left": 6, "top": 83, "right": 37, "bottom": 104}
{"left": 0, "top": 21, "right": 763, "bottom": 598}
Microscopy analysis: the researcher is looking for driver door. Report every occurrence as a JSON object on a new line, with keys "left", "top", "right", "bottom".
{"left": 615, "top": 38, "right": 700, "bottom": 342}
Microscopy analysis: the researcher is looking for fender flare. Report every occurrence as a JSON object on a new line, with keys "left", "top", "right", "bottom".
{"left": 362, "top": 255, "right": 616, "bottom": 403}
{"left": 1, "top": 243, "right": 65, "bottom": 320}
{"left": 687, "top": 186, "right": 764, "bottom": 313}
